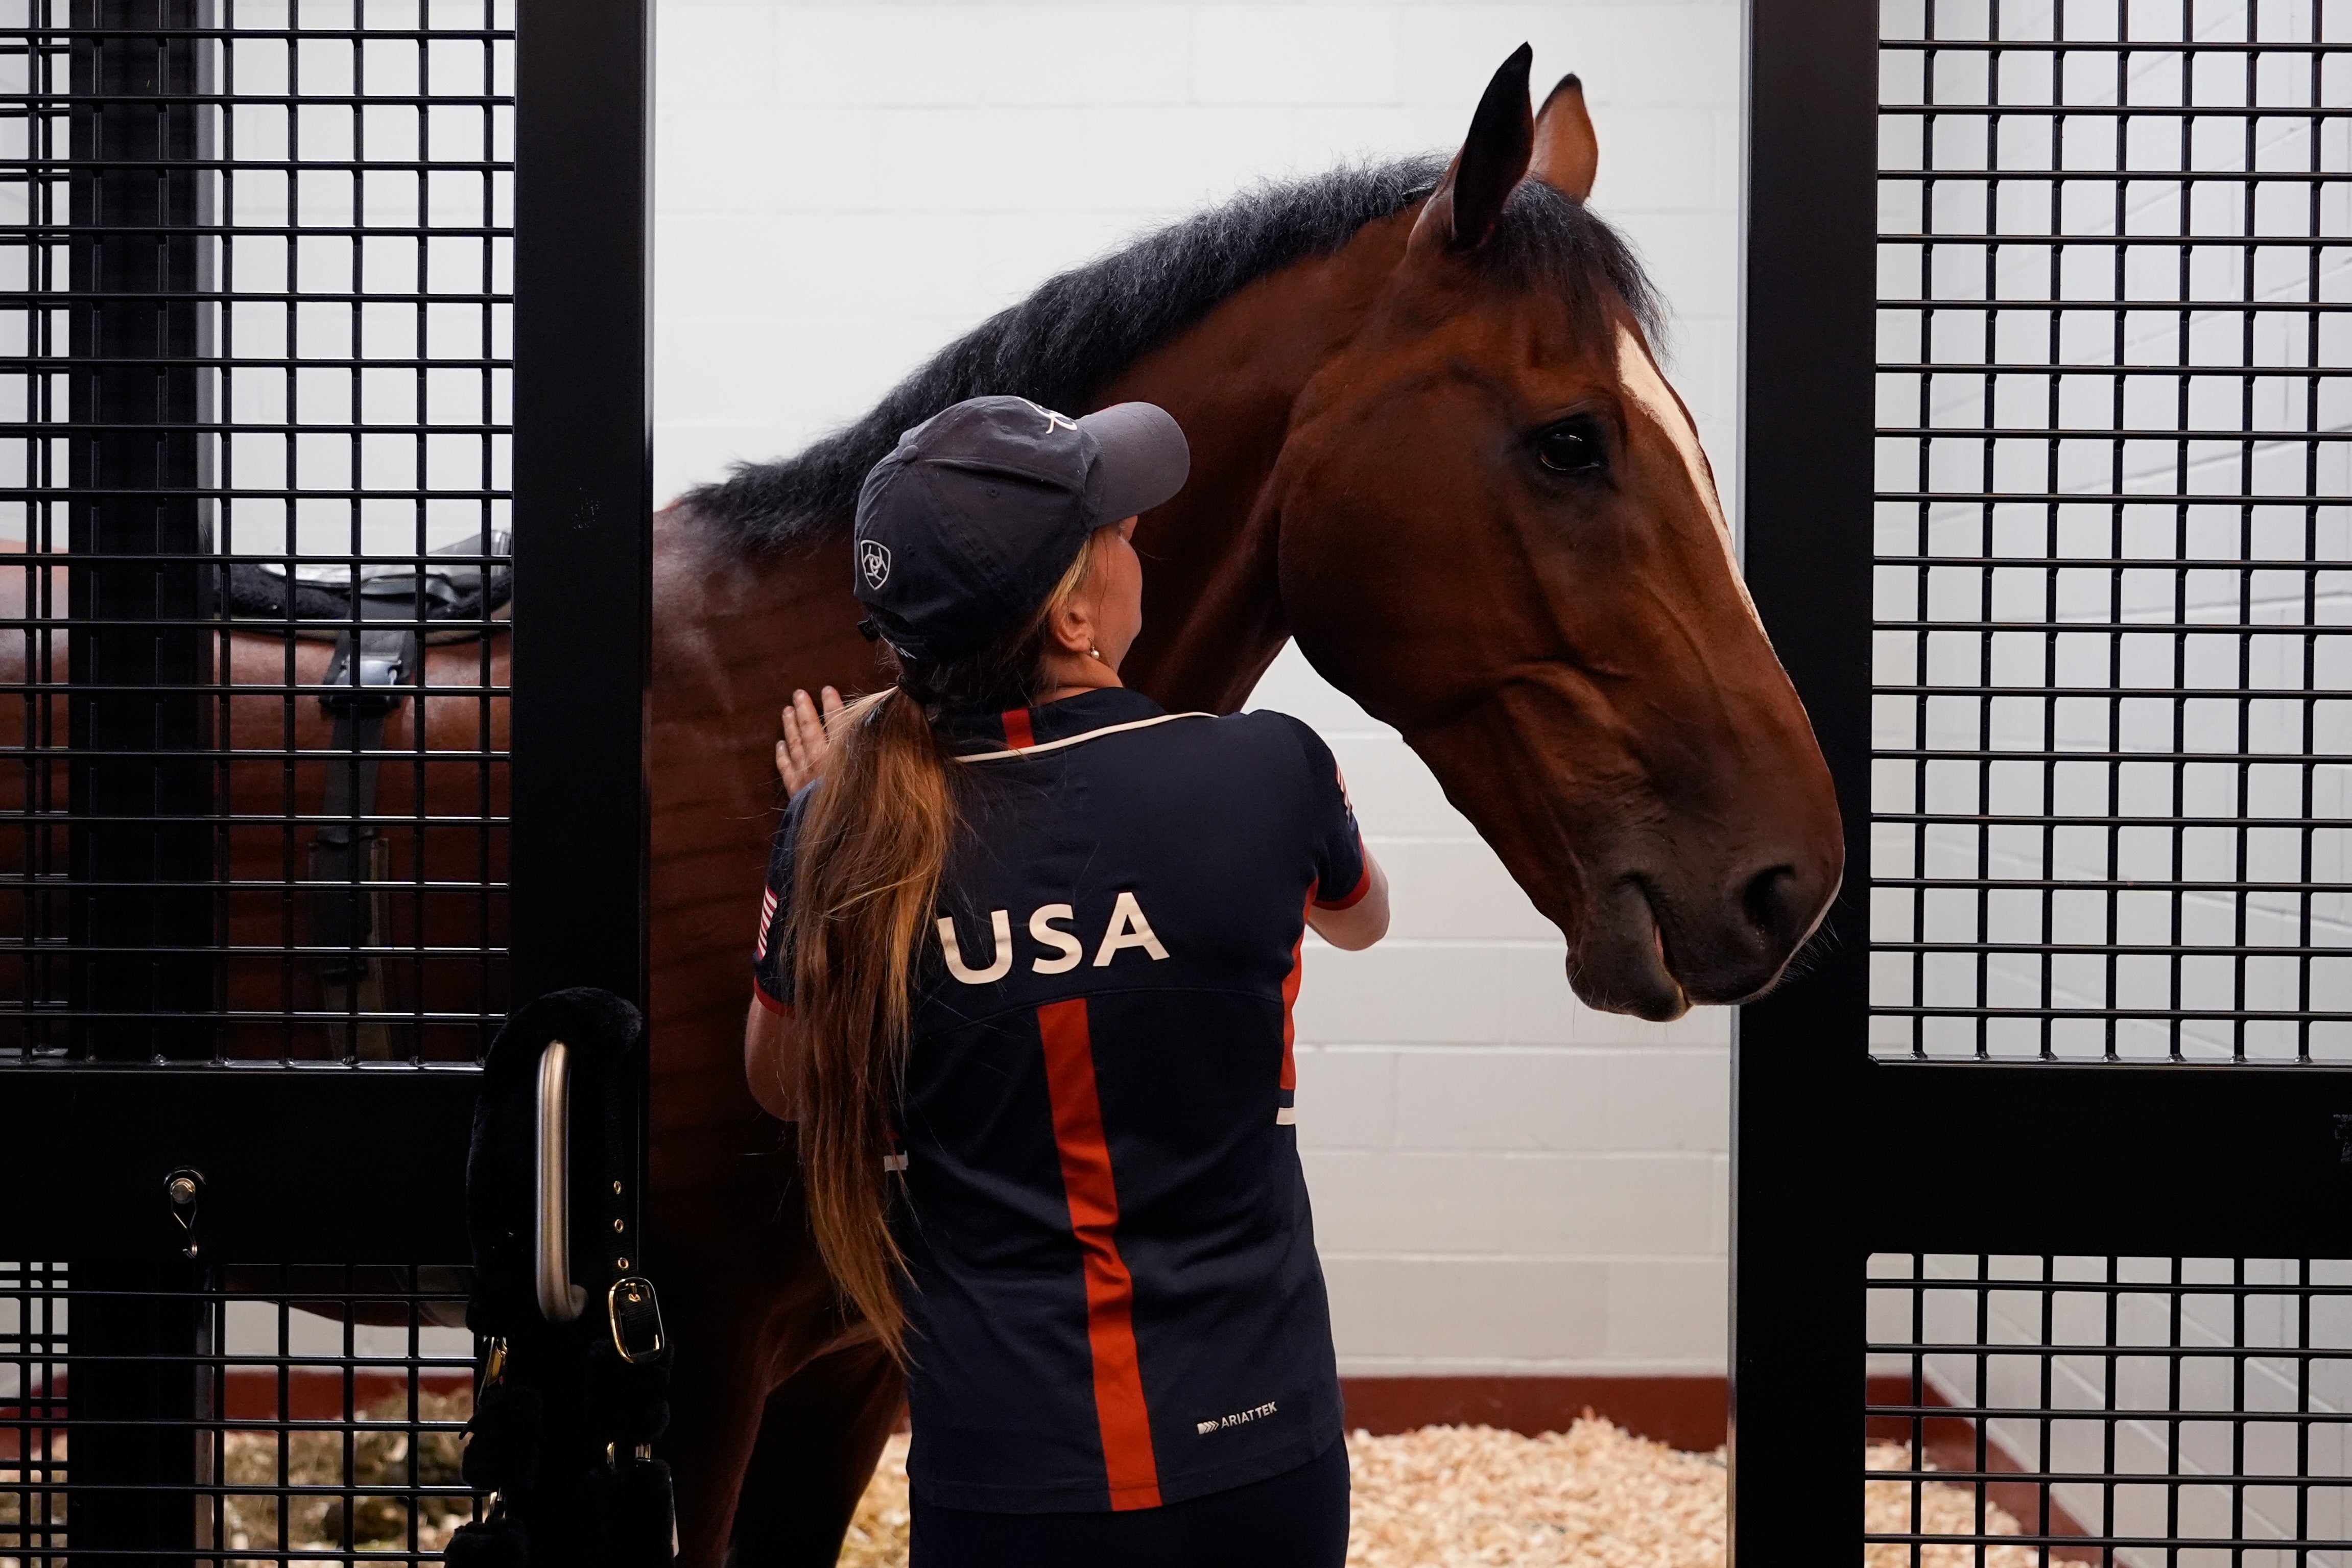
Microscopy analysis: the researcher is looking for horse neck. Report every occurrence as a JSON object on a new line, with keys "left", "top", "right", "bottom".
{"left": 661, "top": 208, "right": 1421, "bottom": 723}
{"left": 1093, "top": 210, "right": 1417, "bottom": 714}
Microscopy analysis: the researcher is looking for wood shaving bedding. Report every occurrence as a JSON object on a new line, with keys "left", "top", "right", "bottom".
{"left": 840, "top": 1437, "right": 913, "bottom": 1567}
{"left": 1861, "top": 1441, "right": 2039, "bottom": 1568}
{"left": 1344, "top": 1419, "right": 1723, "bottom": 1567}
{"left": 838, "top": 1422, "right": 2033, "bottom": 1566}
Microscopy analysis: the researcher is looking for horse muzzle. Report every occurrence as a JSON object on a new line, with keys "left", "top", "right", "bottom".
{"left": 1565, "top": 876, "right": 1692, "bottom": 1021}
{"left": 1570, "top": 852, "right": 1841, "bottom": 1021}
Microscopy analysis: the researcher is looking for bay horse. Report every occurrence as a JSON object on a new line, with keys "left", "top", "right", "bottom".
{"left": 651, "top": 49, "right": 1838, "bottom": 1563}
{"left": 0, "top": 48, "right": 1841, "bottom": 1564}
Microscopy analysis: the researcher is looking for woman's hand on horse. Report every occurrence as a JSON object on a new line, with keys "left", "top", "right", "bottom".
{"left": 777, "top": 685, "right": 844, "bottom": 794}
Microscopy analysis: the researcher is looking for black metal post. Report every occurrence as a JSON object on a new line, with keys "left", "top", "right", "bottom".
{"left": 508, "top": 0, "right": 651, "bottom": 1014}
{"left": 508, "top": 7, "right": 651, "bottom": 1561}
{"left": 62, "top": 1259, "right": 206, "bottom": 1567}
{"left": 65, "top": 0, "right": 216, "bottom": 1063}
{"left": 61, "top": 7, "right": 215, "bottom": 1560}
{"left": 1732, "top": 0, "right": 1878, "bottom": 1558}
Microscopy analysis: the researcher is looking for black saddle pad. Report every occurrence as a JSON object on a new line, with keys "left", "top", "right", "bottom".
{"left": 227, "top": 531, "right": 511, "bottom": 628}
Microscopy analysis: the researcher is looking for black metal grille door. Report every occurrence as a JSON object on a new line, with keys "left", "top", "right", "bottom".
{"left": 4, "top": 0, "right": 517, "bottom": 1069}
{"left": 4, "top": 1263, "right": 478, "bottom": 1565}
{"left": 1742, "top": 0, "right": 2352, "bottom": 1559}
{"left": 1864, "top": 1253, "right": 2352, "bottom": 1559}
{"left": 0, "top": 0, "right": 648, "bottom": 1560}
{"left": 1872, "top": 0, "right": 2351, "bottom": 1069}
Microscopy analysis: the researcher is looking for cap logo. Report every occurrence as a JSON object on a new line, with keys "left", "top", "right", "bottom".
{"left": 860, "top": 539, "right": 892, "bottom": 590}
{"left": 1018, "top": 398, "right": 1079, "bottom": 436}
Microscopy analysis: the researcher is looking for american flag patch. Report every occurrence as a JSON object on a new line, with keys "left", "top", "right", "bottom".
{"left": 754, "top": 887, "right": 779, "bottom": 961}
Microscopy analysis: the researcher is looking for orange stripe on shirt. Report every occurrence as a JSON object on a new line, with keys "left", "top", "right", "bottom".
{"left": 1001, "top": 707, "right": 1036, "bottom": 749}
{"left": 1279, "top": 895, "right": 1309, "bottom": 1092}
{"left": 1035, "top": 997, "right": 1162, "bottom": 1510}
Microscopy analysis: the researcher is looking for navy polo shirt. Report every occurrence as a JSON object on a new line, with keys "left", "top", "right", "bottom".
{"left": 751, "top": 686, "right": 1369, "bottom": 1514}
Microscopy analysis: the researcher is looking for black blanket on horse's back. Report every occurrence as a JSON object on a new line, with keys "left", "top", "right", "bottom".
{"left": 224, "top": 531, "right": 511, "bottom": 633}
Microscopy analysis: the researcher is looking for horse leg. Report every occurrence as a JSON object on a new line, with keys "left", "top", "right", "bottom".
{"left": 660, "top": 1269, "right": 789, "bottom": 1567}
{"left": 722, "top": 1338, "right": 906, "bottom": 1568}
{"left": 653, "top": 1135, "right": 841, "bottom": 1568}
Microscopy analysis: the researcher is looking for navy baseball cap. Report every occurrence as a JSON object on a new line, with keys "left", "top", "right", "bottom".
{"left": 852, "top": 395, "right": 1189, "bottom": 662}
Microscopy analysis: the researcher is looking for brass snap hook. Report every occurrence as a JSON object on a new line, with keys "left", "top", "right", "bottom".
{"left": 164, "top": 1168, "right": 203, "bottom": 1260}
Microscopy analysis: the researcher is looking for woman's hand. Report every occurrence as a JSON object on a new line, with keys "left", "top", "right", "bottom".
{"left": 776, "top": 685, "right": 845, "bottom": 794}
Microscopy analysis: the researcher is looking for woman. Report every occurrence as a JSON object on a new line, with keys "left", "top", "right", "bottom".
{"left": 744, "top": 395, "right": 1389, "bottom": 1568}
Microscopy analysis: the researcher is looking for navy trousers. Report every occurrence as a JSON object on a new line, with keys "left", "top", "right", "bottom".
{"left": 908, "top": 1437, "right": 1350, "bottom": 1568}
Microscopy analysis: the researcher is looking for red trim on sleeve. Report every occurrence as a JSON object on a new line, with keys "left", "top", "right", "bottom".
{"left": 751, "top": 982, "right": 794, "bottom": 1017}
{"left": 1000, "top": 707, "right": 1036, "bottom": 750}
{"left": 1313, "top": 848, "right": 1373, "bottom": 911}
{"left": 1036, "top": 997, "right": 1162, "bottom": 1511}
{"left": 1279, "top": 902, "right": 1308, "bottom": 1093}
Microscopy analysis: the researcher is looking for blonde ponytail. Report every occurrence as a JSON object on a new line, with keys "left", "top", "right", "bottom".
{"left": 786, "top": 529, "right": 1104, "bottom": 1358}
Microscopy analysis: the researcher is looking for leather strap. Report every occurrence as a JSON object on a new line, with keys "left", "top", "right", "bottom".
{"left": 315, "top": 624, "right": 417, "bottom": 983}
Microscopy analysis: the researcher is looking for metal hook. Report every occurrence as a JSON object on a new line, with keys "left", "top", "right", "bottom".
{"left": 165, "top": 1168, "right": 203, "bottom": 1260}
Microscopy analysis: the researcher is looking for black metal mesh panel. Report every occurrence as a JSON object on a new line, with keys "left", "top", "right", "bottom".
{"left": 1, "top": 1261, "right": 478, "bottom": 1566}
{"left": 0, "top": 0, "right": 515, "bottom": 1065}
{"left": 1872, "top": 0, "right": 2352, "bottom": 1061}
{"left": 1865, "top": 1253, "right": 2352, "bottom": 1566}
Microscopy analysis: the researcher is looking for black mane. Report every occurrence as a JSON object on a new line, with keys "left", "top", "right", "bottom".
{"left": 683, "top": 156, "right": 1659, "bottom": 556}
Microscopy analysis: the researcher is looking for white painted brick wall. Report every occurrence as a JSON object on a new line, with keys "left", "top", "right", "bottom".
{"left": 655, "top": 0, "right": 1742, "bottom": 1375}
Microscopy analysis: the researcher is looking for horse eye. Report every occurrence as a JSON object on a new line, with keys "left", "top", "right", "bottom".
{"left": 1535, "top": 421, "right": 1604, "bottom": 474}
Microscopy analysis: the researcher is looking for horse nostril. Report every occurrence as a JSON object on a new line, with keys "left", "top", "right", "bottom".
{"left": 1740, "top": 865, "right": 1799, "bottom": 943}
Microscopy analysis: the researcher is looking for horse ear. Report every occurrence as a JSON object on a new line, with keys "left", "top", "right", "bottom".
{"left": 1530, "top": 74, "right": 1599, "bottom": 202}
{"left": 1411, "top": 44, "right": 1535, "bottom": 255}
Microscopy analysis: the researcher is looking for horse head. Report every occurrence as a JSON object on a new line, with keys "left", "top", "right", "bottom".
{"left": 1268, "top": 48, "right": 1842, "bottom": 1020}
